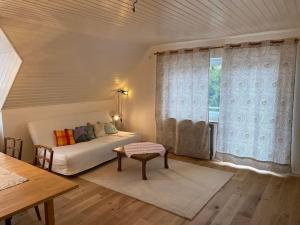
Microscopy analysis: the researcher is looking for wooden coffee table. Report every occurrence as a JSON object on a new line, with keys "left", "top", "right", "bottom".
{"left": 112, "top": 145, "right": 170, "bottom": 180}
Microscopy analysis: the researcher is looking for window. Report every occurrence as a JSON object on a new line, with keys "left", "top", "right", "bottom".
{"left": 209, "top": 57, "right": 222, "bottom": 122}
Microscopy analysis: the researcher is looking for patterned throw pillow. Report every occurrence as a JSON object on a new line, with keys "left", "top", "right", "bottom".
{"left": 74, "top": 126, "right": 89, "bottom": 143}
{"left": 92, "top": 121, "right": 106, "bottom": 138}
{"left": 54, "top": 129, "right": 75, "bottom": 146}
{"left": 64, "top": 129, "right": 76, "bottom": 145}
{"left": 86, "top": 123, "right": 96, "bottom": 140}
{"left": 104, "top": 123, "right": 118, "bottom": 134}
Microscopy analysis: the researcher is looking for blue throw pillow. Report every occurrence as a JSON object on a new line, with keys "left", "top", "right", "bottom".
{"left": 74, "top": 126, "right": 89, "bottom": 143}
{"left": 86, "top": 123, "right": 96, "bottom": 140}
{"left": 104, "top": 123, "right": 118, "bottom": 134}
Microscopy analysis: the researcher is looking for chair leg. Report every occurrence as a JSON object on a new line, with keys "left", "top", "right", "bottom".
{"left": 34, "top": 206, "right": 42, "bottom": 220}
{"left": 5, "top": 217, "right": 12, "bottom": 225}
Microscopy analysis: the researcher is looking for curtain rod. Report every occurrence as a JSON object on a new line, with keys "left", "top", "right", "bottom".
{"left": 153, "top": 38, "right": 299, "bottom": 55}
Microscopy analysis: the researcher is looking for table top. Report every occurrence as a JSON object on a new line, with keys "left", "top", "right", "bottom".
{"left": 113, "top": 145, "right": 171, "bottom": 153}
{"left": 113, "top": 145, "right": 170, "bottom": 161}
{"left": 0, "top": 152, "right": 78, "bottom": 220}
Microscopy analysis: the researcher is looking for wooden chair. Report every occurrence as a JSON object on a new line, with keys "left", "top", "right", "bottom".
{"left": 26, "top": 145, "right": 54, "bottom": 224}
{"left": 3, "top": 137, "right": 23, "bottom": 160}
{"left": 3, "top": 138, "right": 42, "bottom": 225}
{"left": 33, "top": 145, "right": 54, "bottom": 171}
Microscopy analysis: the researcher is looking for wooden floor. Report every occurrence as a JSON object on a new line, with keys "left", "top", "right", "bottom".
{"left": 2, "top": 155, "right": 300, "bottom": 225}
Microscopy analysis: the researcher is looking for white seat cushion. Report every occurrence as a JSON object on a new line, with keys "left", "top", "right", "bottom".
{"left": 28, "top": 111, "right": 141, "bottom": 175}
{"left": 51, "top": 131, "right": 140, "bottom": 175}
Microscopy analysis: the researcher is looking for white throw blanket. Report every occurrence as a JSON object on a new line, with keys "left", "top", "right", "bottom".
{"left": 124, "top": 142, "right": 166, "bottom": 158}
{"left": 0, "top": 167, "right": 28, "bottom": 191}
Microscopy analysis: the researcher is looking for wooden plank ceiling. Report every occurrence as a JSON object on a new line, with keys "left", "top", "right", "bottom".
{"left": 0, "top": 0, "right": 299, "bottom": 109}
{"left": 0, "top": 29, "right": 21, "bottom": 109}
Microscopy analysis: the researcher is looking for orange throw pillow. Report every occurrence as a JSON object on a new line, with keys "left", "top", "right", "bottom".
{"left": 53, "top": 129, "right": 75, "bottom": 147}
{"left": 64, "top": 129, "right": 76, "bottom": 145}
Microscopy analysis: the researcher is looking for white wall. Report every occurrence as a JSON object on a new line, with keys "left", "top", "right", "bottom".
{"left": 125, "top": 29, "right": 300, "bottom": 174}
{"left": 1, "top": 100, "right": 113, "bottom": 162}
{"left": 124, "top": 49, "right": 157, "bottom": 141}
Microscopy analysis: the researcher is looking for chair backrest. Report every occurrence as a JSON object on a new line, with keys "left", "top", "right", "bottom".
{"left": 176, "top": 120, "right": 210, "bottom": 159}
{"left": 33, "top": 145, "right": 54, "bottom": 172}
{"left": 176, "top": 120, "right": 194, "bottom": 154}
{"left": 4, "top": 137, "right": 23, "bottom": 160}
{"left": 162, "top": 118, "right": 176, "bottom": 151}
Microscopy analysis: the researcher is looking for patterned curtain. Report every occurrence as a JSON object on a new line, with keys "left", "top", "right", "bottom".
{"left": 217, "top": 40, "right": 297, "bottom": 172}
{"left": 156, "top": 50, "right": 210, "bottom": 159}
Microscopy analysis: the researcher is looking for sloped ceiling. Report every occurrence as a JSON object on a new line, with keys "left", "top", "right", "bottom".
{"left": 0, "top": 0, "right": 300, "bottom": 108}
{"left": 1, "top": 21, "right": 146, "bottom": 108}
{"left": 0, "top": 29, "right": 21, "bottom": 109}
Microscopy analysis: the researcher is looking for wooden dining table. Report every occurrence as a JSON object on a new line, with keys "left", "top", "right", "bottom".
{"left": 0, "top": 152, "right": 78, "bottom": 225}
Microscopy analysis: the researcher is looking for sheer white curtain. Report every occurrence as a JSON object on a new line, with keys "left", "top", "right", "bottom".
{"left": 217, "top": 40, "right": 297, "bottom": 172}
{"left": 156, "top": 50, "right": 210, "bottom": 159}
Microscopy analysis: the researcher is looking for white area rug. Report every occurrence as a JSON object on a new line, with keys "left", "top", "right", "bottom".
{"left": 0, "top": 167, "right": 28, "bottom": 191}
{"left": 80, "top": 158, "right": 233, "bottom": 219}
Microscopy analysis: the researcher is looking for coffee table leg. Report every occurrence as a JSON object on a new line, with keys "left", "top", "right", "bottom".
{"left": 117, "top": 153, "right": 122, "bottom": 171}
{"left": 164, "top": 151, "right": 169, "bottom": 169}
{"left": 142, "top": 160, "right": 147, "bottom": 180}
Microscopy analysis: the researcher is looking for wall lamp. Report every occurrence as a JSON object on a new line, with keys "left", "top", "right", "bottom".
{"left": 117, "top": 89, "right": 129, "bottom": 95}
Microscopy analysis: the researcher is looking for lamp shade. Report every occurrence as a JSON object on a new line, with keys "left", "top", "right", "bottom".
{"left": 117, "top": 89, "right": 129, "bottom": 95}
{"left": 113, "top": 114, "right": 120, "bottom": 121}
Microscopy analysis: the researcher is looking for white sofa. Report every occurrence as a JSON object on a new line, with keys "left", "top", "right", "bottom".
{"left": 28, "top": 111, "right": 140, "bottom": 175}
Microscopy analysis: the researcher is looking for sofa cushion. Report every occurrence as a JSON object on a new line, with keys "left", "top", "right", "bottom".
{"left": 86, "top": 123, "right": 96, "bottom": 140}
{"left": 64, "top": 129, "right": 76, "bottom": 145}
{"left": 54, "top": 130, "right": 75, "bottom": 146}
{"left": 74, "top": 126, "right": 89, "bottom": 143}
{"left": 89, "top": 121, "right": 106, "bottom": 138}
{"left": 104, "top": 123, "right": 118, "bottom": 134}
